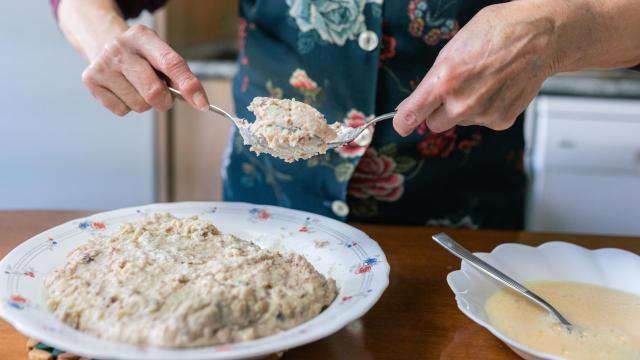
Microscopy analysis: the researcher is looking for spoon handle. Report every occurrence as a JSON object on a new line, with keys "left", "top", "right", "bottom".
{"left": 432, "top": 233, "right": 573, "bottom": 328}
{"left": 167, "top": 86, "right": 236, "bottom": 123}
{"left": 365, "top": 111, "right": 397, "bottom": 127}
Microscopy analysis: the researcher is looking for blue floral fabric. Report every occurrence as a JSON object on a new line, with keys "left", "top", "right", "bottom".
{"left": 224, "top": 0, "right": 525, "bottom": 229}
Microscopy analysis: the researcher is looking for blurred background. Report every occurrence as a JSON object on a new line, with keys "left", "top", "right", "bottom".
{"left": 2, "top": 1, "right": 640, "bottom": 236}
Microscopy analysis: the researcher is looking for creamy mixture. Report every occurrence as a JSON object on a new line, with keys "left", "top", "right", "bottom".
{"left": 44, "top": 213, "right": 337, "bottom": 347}
{"left": 240, "top": 97, "right": 341, "bottom": 162}
{"left": 485, "top": 281, "right": 640, "bottom": 360}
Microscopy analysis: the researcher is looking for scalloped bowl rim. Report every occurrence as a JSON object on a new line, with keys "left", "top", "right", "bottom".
{"left": 446, "top": 241, "right": 640, "bottom": 360}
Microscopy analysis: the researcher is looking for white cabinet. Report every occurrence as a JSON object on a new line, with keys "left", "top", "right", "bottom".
{"left": 526, "top": 96, "right": 640, "bottom": 236}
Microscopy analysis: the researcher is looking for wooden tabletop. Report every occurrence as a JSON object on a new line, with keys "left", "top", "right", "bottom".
{"left": 1, "top": 211, "right": 639, "bottom": 360}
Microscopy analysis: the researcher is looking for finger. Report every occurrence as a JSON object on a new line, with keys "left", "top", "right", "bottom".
{"left": 488, "top": 114, "right": 519, "bottom": 131}
{"left": 424, "top": 105, "right": 457, "bottom": 133}
{"left": 456, "top": 117, "right": 477, "bottom": 127}
{"left": 90, "top": 85, "right": 131, "bottom": 117}
{"left": 126, "top": 26, "right": 208, "bottom": 110}
{"left": 121, "top": 54, "right": 173, "bottom": 112}
{"left": 393, "top": 77, "right": 442, "bottom": 137}
{"left": 98, "top": 72, "right": 150, "bottom": 113}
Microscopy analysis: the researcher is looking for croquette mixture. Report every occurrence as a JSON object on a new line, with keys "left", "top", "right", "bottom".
{"left": 44, "top": 213, "right": 337, "bottom": 347}
{"left": 240, "top": 97, "right": 340, "bottom": 162}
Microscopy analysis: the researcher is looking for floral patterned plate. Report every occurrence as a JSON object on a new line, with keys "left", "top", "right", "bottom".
{"left": 0, "top": 202, "right": 390, "bottom": 360}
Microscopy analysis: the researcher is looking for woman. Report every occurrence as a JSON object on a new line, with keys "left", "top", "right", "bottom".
{"left": 51, "top": 0, "right": 640, "bottom": 229}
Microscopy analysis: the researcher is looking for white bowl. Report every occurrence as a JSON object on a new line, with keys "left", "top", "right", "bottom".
{"left": 0, "top": 202, "right": 390, "bottom": 359}
{"left": 446, "top": 241, "right": 640, "bottom": 360}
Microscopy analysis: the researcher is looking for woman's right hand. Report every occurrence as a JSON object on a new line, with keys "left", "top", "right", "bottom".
{"left": 82, "top": 24, "right": 209, "bottom": 116}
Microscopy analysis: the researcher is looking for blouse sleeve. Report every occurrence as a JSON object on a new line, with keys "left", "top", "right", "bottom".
{"left": 50, "top": 0, "right": 168, "bottom": 21}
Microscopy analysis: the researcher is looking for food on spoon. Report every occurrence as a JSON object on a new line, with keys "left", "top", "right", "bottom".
{"left": 241, "top": 97, "right": 341, "bottom": 162}
{"left": 44, "top": 213, "right": 337, "bottom": 347}
{"left": 485, "top": 281, "right": 640, "bottom": 360}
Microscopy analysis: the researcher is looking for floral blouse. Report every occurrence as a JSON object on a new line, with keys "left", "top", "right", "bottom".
{"left": 52, "top": 0, "right": 527, "bottom": 230}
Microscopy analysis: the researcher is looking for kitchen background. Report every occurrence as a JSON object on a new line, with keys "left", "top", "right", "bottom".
{"left": 2, "top": 1, "right": 640, "bottom": 236}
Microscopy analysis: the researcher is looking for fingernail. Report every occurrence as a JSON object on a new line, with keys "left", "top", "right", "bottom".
{"left": 403, "top": 112, "right": 416, "bottom": 126}
{"left": 192, "top": 91, "right": 209, "bottom": 111}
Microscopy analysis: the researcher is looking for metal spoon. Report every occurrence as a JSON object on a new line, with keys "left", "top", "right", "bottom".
{"left": 168, "top": 87, "right": 236, "bottom": 123}
{"left": 168, "top": 86, "right": 265, "bottom": 147}
{"left": 327, "top": 112, "right": 396, "bottom": 149}
{"left": 169, "top": 86, "right": 395, "bottom": 156}
{"left": 432, "top": 232, "right": 574, "bottom": 330}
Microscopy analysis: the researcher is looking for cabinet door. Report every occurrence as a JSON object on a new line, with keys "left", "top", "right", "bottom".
{"left": 172, "top": 80, "right": 234, "bottom": 201}
{"left": 527, "top": 96, "right": 640, "bottom": 236}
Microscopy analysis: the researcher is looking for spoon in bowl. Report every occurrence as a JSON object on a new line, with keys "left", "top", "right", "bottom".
{"left": 432, "top": 232, "right": 574, "bottom": 331}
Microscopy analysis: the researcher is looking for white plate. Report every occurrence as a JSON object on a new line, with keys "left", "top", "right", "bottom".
{"left": 446, "top": 241, "right": 640, "bottom": 360}
{"left": 0, "top": 202, "right": 390, "bottom": 359}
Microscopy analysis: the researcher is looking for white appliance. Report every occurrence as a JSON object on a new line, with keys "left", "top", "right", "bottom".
{"left": 526, "top": 95, "right": 640, "bottom": 236}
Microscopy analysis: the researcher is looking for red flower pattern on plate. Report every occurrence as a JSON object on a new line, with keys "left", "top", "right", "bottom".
{"left": 249, "top": 208, "right": 271, "bottom": 222}
{"left": 8, "top": 295, "right": 28, "bottom": 309}
{"left": 258, "top": 210, "right": 270, "bottom": 220}
{"left": 348, "top": 148, "right": 405, "bottom": 202}
{"left": 336, "top": 110, "right": 374, "bottom": 159}
{"left": 418, "top": 128, "right": 457, "bottom": 158}
{"left": 356, "top": 264, "right": 372, "bottom": 274}
{"left": 91, "top": 222, "right": 106, "bottom": 230}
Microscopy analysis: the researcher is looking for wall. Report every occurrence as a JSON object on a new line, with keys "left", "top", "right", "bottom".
{"left": 0, "top": 2, "right": 156, "bottom": 210}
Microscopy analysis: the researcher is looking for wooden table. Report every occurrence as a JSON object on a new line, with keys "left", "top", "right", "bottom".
{"left": 1, "top": 211, "right": 638, "bottom": 360}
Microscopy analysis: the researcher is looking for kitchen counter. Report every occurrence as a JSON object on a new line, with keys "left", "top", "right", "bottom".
{"left": 1, "top": 211, "right": 639, "bottom": 359}
{"left": 540, "top": 69, "right": 640, "bottom": 99}
{"left": 189, "top": 58, "right": 640, "bottom": 99}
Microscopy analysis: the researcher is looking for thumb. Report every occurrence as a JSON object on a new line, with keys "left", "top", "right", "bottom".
{"left": 393, "top": 81, "right": 441, "bottom": 137}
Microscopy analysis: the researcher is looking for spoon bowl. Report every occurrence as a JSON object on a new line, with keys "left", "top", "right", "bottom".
{"left": 327, "top": 112, "right": 396, "bottom": 149}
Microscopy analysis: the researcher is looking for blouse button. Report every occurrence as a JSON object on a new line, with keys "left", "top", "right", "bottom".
{"left": 331, "top": 200, "right": 350, "bottom": 217}
{"left": 358, "top": 30, "right": 379, "bottom": 52}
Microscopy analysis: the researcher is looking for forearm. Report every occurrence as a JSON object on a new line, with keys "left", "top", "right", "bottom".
{"left": 546, "top": 0, "right": 640, "bottom": 72}
{"left": 58, "top": 0, "right": 129, "bottom": 61}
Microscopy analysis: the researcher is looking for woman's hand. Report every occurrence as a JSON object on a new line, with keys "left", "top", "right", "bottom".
{"left": 58, "top": 0, "right": 208, "bottom": 116}
{"left": 83, "top": 24, "right": 208, "bottom": 116}
{"left": 393, "top": 1, "right": 559, "bottom": 135}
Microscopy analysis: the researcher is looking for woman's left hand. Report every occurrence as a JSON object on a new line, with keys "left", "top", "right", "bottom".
{"left": 393, "top": 1, "right": 560, "bottom": 135}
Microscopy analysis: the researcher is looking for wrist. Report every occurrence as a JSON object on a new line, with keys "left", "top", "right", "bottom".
{"left": 537, "top": 0, "right": 586, "bottom": 74}
{"left": 497, "top": 0, "right": 565, "bottom": 76}
{"left": 58, "top": 0, "right": 129, "bottom": 62}
{"left": 84, "top": 13, "right": 129, "bottom": 62}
